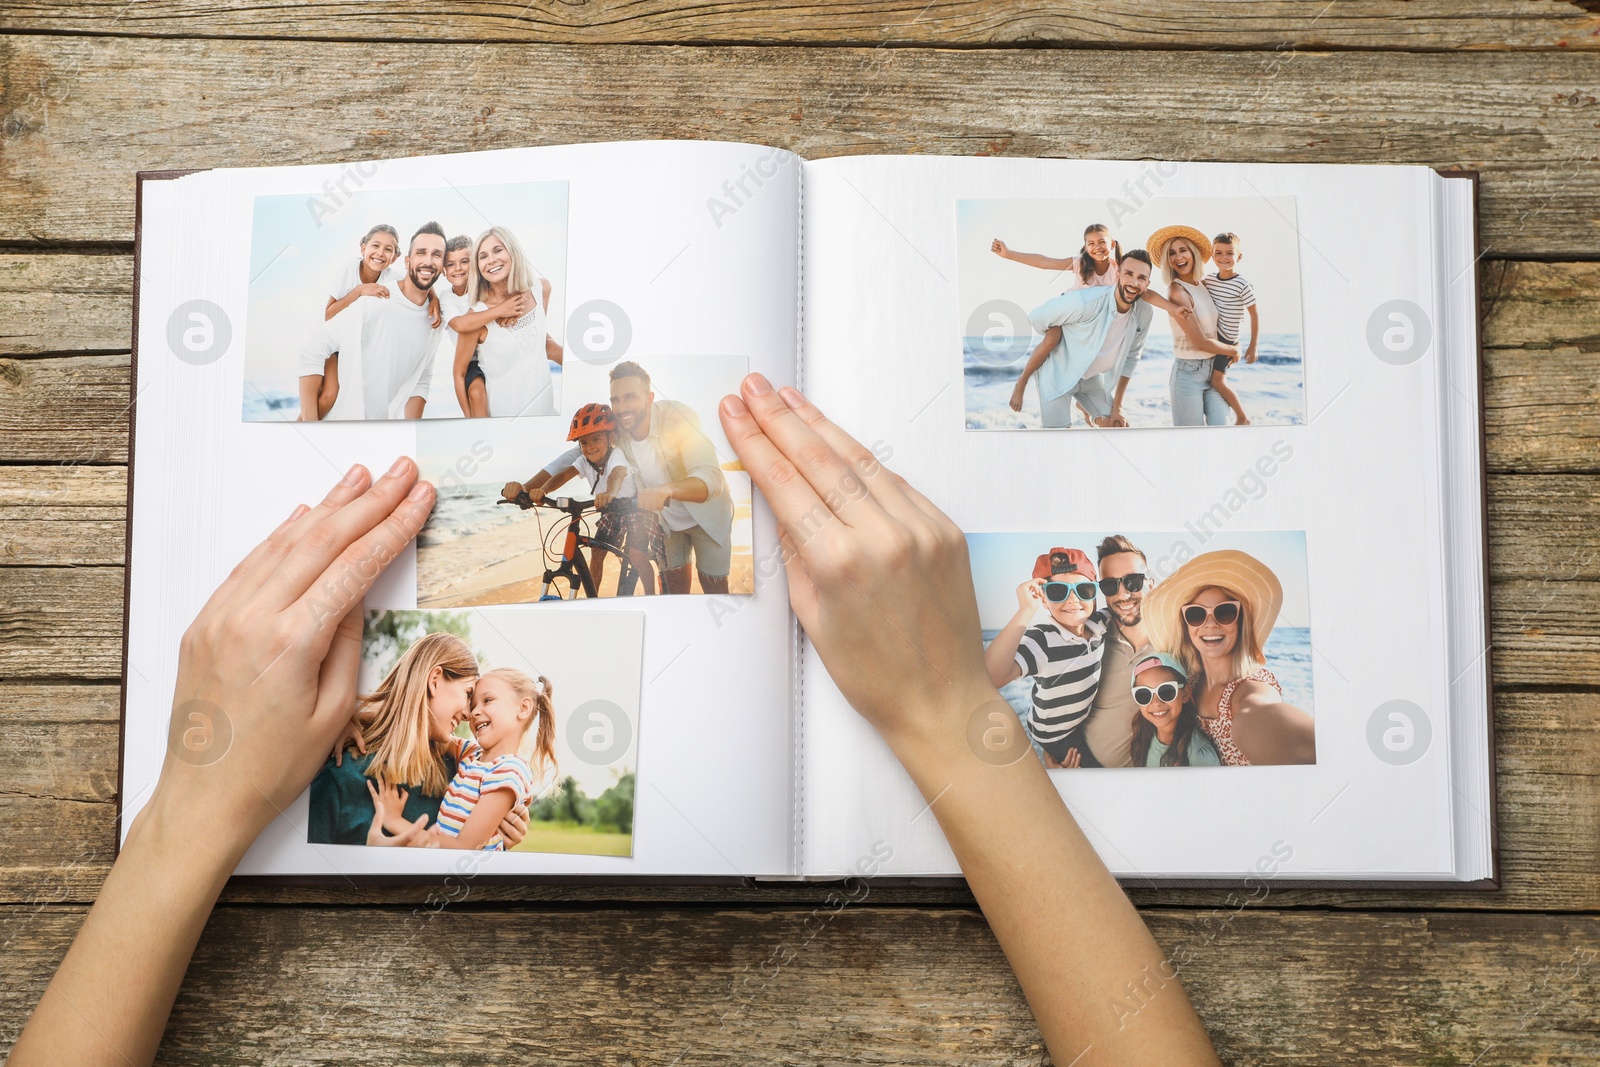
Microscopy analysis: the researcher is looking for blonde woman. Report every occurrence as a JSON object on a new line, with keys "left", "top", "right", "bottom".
{"left": 451, "top": 225, "right": 564, "bottom": 418}
{"left": 1144, "top": 550, "right": 1315, "bottom": 766}
{"left": 1147, "top": 226, "right": 1240, "bottom": 427}
{"left": 308, "top": 631, "right": 528, "bottom": 845}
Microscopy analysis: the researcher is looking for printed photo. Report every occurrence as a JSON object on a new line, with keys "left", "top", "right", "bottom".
{"left": 958, "top": 196, "right": 1306, "bottom": 429}
{"left": 309, "top": 608, "right": 643, "bottom": 857}
{"left": 243, "top": 180, "right": 569, "bottom": 422}
{"left": 416, "top": 355, "right": 754, "bottom": 603}
{"left": 969, "top": 531, "right": 1314, "bottom": 768}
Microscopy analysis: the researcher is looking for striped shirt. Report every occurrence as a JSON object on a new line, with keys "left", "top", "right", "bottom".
{"left": 436, "top": 737, "right": 535, "bottom": 851}
{"left": 1014, "top": 611, "right": 1109, "bottom": 745}
{"left": 1202, "top": 272, "right": 1256, "bottom": 345}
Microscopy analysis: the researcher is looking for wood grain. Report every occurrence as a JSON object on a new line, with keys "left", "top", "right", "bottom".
{"left": 0, "top": 254, "right": 131, "bottom": 357}
{"left": 2, "top": 685, "right": 1593, "bottom": 912}
{"left": 3, "top": 903, "right": 1598, "bottom": 1065}
{"left": 3, "top": 0, "right": 1599, "bottom": 50}
{"left": 0, "top": 466, "right": 125, "bottom": 565}
{"left": 2, "top": 37, "right": 1600, "bottom": 250}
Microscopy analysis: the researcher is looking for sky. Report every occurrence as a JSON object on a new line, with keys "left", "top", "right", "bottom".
{"left": 956, "top": 196, "right": 1305, "bottom": 339}
{"left": 968, "top": 529, "right": 1311, "bottom": 631}
{"left": 244, "top": 180, "right": 569, "bottom": 395}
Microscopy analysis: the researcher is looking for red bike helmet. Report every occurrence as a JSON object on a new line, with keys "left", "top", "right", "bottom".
{"left": 568, "top": 403, "right": 617, "bottom": 441}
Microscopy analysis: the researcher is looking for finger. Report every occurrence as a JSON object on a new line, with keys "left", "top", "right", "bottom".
{"left": 277, "top": 464, "right": 436, "bottom": 630}
{"left": 312, "top": 604, "right": 364, "bottom": 734}
{"left": 737, "top": 374, "right": 885, "bottom": 527}
{"left": 720, "top": 389, "right": 841, "bottom": 547}
{"left": 770, "top": 384, "right": 925, "bottom": 527}
{"left": 366, "top": 779, "right": 380, "bottom": 804}
{"left": 217, "top": 464, "right": 375, "bottom": 613}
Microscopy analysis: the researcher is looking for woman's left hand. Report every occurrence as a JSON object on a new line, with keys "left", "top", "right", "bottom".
{"left": 136, "top": 459, "right": 436, "bottom": 864}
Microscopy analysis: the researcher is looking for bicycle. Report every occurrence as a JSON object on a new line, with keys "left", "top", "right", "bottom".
{"left": 499, "top": 492, "right": 656, "bottom": 599}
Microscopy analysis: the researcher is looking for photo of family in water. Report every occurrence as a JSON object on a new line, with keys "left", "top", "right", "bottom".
{"left": 309, "top": 608, "right": 642, "bottom": 857}
{"left": 958, "top": 196, "right": 1306, "bottom": 430}
{"left": 242, "top": 180, "right": 568, "bottom": 422}
{"left": 969, "top": 531, "right": 1315, "bottom": 768}
{"left": 415, "top": 355, "right": 754, "bottom": 604}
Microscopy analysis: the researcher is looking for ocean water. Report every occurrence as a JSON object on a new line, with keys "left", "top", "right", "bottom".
{"left": 986, "top": 625, "right": 1315, "bottom": 742}
{"left": 419, "top": 480, "right": 561, "bottom": 549}
{"left": 241, "top": 364, "right": 562, "bottom": 422}
{"left": 963, "top": 332, "right": 1303, "bottom": 430}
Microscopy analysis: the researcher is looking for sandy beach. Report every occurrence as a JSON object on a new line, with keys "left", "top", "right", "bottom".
{"left": 418, "top": 476, "right": 755, "bottom": 606}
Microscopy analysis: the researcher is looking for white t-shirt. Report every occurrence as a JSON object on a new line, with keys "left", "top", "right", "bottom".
{"left": 328, "top": 257, "right": 404, "bottom": 303}
{"left": 542, "top": 445, "right": 634, "bottom": 498}
{"left": 1083, "top": 306, "right": 1133, "bottom": 379}
{"left": 424, "top": 285, "right": 474, "bottom": 419}
{"left": 625, "top": 434, "right": 697, "bottom": 531}
{"left": 297, "top": 284, "right": 437, "bottom": 421}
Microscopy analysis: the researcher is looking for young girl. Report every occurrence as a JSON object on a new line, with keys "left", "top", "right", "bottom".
{"left": 995, "top": 222, "right": 1188, "bottom": 421}
{"left": 1127, "top": 651, "right": 1220, "bottom": 767}
{"left": 505, "top": 403, "right": 665, "bottom": 595}
{"left": 369, "top": 668, "right": 556, "bottom": 851}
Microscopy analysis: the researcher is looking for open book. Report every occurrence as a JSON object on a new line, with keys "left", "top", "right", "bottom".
{"left": 123, "top": 141, "right": 1492, "bottom": 886}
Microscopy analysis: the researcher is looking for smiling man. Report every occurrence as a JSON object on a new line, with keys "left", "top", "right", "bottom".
{"left": 296, "top": 221, "right": 447, "bottom": 421}
{"left": 607, "top": 361, "right": 734, "bottom": 595}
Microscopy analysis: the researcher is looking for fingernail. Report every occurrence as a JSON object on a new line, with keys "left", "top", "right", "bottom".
{"left": 408, "top": 480, "right": 433, "bottom": 503}
{"left": 340, "top": 463, "right": 364, "bottom": 487}
{"left": 744, "top": 373, "right": 772, "bottom": 396}
{"left": 721, "top": 394, "right": 748, "bottom": 417}
{"left": 288, "top": 503, "right": 309, "bottom": 522}
{"left": 385, "top": 456, "right": 409, "bottom": 479}
{"left": 779, "top": 386, "right": 805, "bottom": 410}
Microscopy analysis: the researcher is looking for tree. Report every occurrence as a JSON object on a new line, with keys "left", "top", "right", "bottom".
{"left": 363, "top": 610, "right": 475, "bottom": 677}
{"left": 592, "top": 773, "right": 635, "bottom": 834}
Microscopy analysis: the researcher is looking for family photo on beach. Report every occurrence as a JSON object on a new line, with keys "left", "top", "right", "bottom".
{"left": 242, "top": 180, "right": 569, "bottom": 422}
{"left": 958, "top": 196, "right": 1306, "bottom": 430}
{"left": 415, "top": 355, "right": 754, "bottom": 604}
{"left": 309, "top": 608, "right": 642, "bottom": 857}
{"left": 969, "top": 531, "right": 1315, "bottom": 768}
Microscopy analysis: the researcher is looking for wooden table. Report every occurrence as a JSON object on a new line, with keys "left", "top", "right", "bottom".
{"left": 2, "top": 4, "right": 1599, "bottom": 1062}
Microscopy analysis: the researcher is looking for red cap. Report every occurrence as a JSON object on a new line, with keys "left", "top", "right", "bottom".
{"left": 1032, "top": 546, "right": 1096, "bottom": 582}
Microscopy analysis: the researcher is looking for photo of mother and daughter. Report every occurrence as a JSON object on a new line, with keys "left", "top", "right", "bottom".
{"left": 308, "top": 631, "right": 556, "bottom": 851}
{"left": 984, "top": 536, "right": 1316, "bottom": 768}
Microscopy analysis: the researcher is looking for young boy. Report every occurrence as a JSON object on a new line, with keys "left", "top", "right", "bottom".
{"left": 983, "top": 546, "right": 1109, "bottom": 768}
{"left": 503, "top": 403, "right": 664, "bottom": 595}
{"left": 1201, "top": 231, "right": 1259, "bottom": 426}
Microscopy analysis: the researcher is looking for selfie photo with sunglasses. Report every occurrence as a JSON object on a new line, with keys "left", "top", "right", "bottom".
{"left": 971, "top": 530, "right": 1316, "bottom": 770}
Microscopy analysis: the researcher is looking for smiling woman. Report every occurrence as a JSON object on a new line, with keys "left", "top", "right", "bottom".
{"left": 452, "top": 224, "right": 564, "bottom": 418}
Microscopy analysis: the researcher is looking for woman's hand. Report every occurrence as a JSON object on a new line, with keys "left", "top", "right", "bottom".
{"left": 718, "top": 374, "right": 995, "bottom": 752}
{"left": 137, "top": 458, "right": 436, "bottom": 864}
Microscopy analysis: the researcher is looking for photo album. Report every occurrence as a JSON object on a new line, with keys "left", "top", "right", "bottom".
{"left": 123, "top": 141, "right": 1492, "bottom": 886}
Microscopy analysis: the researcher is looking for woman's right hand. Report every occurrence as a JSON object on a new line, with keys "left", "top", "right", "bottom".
{"left": 719, "top": 374, "right": 996, "bottom": 753}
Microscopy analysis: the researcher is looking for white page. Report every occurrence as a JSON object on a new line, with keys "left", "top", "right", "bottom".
{"left": 798, "top": 156, "right": 1460, "bottom": 880}
{"left": 124, "top": 141, "right": 801, "bottom": 878}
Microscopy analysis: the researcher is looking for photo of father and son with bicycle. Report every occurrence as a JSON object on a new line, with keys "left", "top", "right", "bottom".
{"left": 415, "top": 354, "right": 755, "bottom": 605}
{"left": 970, "top": 531, "right": 1316, "bottom": 768}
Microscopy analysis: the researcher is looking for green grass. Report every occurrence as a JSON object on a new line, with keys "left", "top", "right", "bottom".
{"left": 512, "top": 821, "right": 633, "bottom": 857}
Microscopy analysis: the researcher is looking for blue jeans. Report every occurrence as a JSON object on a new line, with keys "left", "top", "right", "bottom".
{"left": 1170, "top": 357, "right": 1229, "bottom": 426}
{"left": 1039, "top": 372, "right": 1113, "bottom": 428}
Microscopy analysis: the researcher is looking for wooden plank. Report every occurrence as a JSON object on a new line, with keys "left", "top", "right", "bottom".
{"left": 1482, "top": 261, "right": 1600, "bottom": 351}
{"left": 3, "top": 686, "right": 1593, "bottom": 912}
{"left": 0, "top": 466, "right": 126, "bottom": 565}
{"left": 2, "top": 0, "right": 1598, "bottom": 51}
{"left": 0, "top": 254, "right": 132, "bottom": 357}
{"left": 2, "top": 38, "right": 1600, "bottom": 251}
{"left": 3, "top": 904, "right": 1598, "bottom": 1064}
{"left": 0, "top": 354, "right": 129, "bottom": 465}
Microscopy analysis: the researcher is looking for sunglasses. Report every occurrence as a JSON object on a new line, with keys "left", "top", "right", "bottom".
{"left": 1098, "top": 573, "right": 1146, "bottom": 596}
{"left": 1042, "top": 580, "right": 1098, "bottom": 604}
{"left": 1132, "top": 682, "right": 1183, "bottom": 706}
{"left": 1182, "top": 601, "right": 1240, "bottom": 627}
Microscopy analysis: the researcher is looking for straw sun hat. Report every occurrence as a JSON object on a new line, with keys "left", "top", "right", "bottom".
{"left": 1143, "top": 550, "right": 1283, "bottom": 655}
{"left": 1146, "top": 225, "right": 1213, "bottom": 269}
